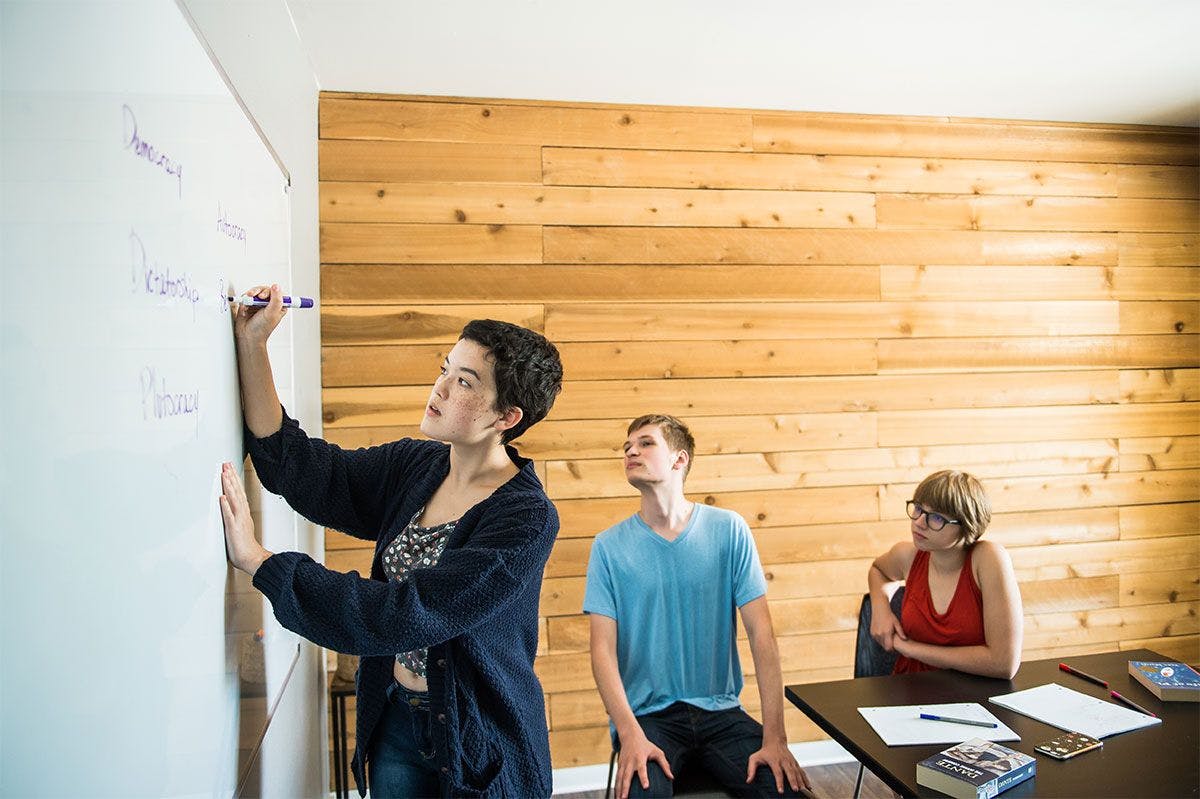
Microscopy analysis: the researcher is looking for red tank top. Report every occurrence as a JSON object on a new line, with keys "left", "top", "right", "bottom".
{"left": 893, "top": 547, "right": 985, "bottom": 674}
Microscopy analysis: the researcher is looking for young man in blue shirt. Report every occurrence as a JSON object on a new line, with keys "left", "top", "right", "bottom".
{"left": 584, "top": 414, "right": 812, "bottom": 799}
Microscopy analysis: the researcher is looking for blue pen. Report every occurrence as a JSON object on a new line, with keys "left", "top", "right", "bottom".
{"left": 919, "top": 713, "right": 999, "bottom": 728}
{"left": 228, "top": 294, "right": 315, "bottom": 309}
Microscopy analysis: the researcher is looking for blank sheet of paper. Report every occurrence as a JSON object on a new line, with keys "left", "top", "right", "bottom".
{"left": 858, "top": 703, "right": 1019, "bottom": 746}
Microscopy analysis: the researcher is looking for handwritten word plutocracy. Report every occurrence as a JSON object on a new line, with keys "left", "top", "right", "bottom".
{"left": 122, "top": 104, "right": 182, "bottom": 196}
{"left": 129, "top": 230, "right": 200, "bottom": 315}
{"left": 140, "top": 367, "right": 200, "bottom": 421}
{"left": 216, "top": 204, "right": 247, "bottom": 243}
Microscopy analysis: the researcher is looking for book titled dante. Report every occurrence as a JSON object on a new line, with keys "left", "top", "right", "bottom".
{"left": 1128, "top": 660, "right": 1200, "bottom": 702}
{"left": 916, "top": 738, "right": 1036, "bottom": 799}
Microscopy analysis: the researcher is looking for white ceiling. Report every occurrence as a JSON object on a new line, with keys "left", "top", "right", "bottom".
{"left": 285, "top": 0, "right": 1200, "bottom": 127}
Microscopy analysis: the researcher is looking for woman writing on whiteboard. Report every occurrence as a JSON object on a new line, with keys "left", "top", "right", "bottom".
{"left": 218, "top": 285, "right": 563, "bottom": 798}
{"left": 866, "top": 470, "right": 1023, "bottom": 679}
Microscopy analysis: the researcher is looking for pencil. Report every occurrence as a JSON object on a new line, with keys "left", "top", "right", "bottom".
{"left": 1110, "top": 690, "right": 1157, "bottom": 718}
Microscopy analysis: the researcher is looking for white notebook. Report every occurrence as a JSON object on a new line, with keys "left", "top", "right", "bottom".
{"left": 989, "top": 682, "right": 1161, "bottom": 739}
{"left": 858, "top": 702, "right": 1019, "bottom": 746}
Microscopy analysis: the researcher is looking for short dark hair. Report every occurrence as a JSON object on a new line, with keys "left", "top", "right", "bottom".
{"left": 459, "top": 320, "right": 563, "bottom": 444}
{"left": 626, "top": 413, "right": 696, "bottom": 479}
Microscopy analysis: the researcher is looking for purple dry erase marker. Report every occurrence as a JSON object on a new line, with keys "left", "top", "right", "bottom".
{"left": 228, "top": 295, "right": 315, "bottom": 309}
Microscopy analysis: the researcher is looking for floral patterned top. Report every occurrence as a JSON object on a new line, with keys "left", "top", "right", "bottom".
{"left": 381, "top": 506, "right": 456, "bottom": 678}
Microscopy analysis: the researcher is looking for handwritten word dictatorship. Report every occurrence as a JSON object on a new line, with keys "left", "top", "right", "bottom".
{"left": 129, "top": 230, "right": 200, "bottom": 315}
{"left": 122, "top": 104, "right": 182, "bottom": 196}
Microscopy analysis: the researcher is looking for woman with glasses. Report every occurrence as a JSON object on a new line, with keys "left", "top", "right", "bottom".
{"left": 866, "top": 470, "right": 1023, "bottom": 679}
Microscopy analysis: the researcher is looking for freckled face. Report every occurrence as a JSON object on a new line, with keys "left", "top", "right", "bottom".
{"left": 622, "top": 424, "right": 684, "bottom": 487}
{"left": 419, "top": 338, "right": 505, "bottom": 445}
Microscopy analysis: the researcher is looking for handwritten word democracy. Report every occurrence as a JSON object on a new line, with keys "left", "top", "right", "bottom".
{"left": 217, "top": 203, "right": 247, "bottom": 244}
{"left": 122, "top": 104, "right": 182, "bottom": 197}
{"left": 140, "top": 366, "right": 200, "bottom": 422}
{"left": 129, "top": 229, "right": 201, "bottom": 316}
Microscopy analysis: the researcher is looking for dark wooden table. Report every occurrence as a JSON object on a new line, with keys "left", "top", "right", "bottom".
{"left": 786, "top": 649, "right": 1198, "bottom": 797}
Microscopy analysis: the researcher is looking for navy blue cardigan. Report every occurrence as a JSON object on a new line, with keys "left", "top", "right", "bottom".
{"left": 248, "top": 410, "right": 557, "bottom": 798}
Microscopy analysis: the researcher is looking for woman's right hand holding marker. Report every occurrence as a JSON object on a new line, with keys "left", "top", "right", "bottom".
{"left": 232, "top": 283, "right": 287, "bottom": 350}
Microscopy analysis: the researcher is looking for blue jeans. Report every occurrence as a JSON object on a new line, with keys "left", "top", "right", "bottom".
{"left": 616, "top": 702, "right": 806, "bottom": 798}
{"left": 367, "top": 682, "right": 442, "bottom": 799}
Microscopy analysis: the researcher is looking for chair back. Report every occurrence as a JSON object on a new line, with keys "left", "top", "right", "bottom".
{"left": 853, "top": 586, "right": 906, "bottom": 678}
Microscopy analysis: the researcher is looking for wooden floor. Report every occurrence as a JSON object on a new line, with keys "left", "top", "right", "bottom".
{"left": 554, "top": 760, "right": 895, "bottom": 798}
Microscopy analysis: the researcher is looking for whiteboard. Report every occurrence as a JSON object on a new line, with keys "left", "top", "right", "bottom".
{"left": 1, "top": 2, "right": 300, "bottom": 795}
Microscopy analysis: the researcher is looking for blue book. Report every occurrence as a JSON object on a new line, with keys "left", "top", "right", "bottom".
{"left": 916, "top": 738, "right": 1036, "bottom": 799}
{"left": 1129, "top": 660, "right": 1200, "bottom": 702}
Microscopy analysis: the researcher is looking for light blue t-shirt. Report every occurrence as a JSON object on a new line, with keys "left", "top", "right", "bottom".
{"left": 582, "top": 503, "right": 768, "bottom": 717}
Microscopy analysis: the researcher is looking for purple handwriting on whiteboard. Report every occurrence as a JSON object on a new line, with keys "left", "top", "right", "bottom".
{"left": 122, "top": 105, "right": 182, "bottom": 197}
{"left": 216, "top": 203, "right": 247, "bottom": 244}
{"left": 140, "top": 366, "right": 200, "bottom": 421}
{"left": 129, "top": 229, "right": 200, "bottom": 317}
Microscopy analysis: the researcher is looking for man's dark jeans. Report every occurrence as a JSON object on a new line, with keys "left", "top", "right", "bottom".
{"left": 616, "top": 702, "right": 807, "bottom": 798}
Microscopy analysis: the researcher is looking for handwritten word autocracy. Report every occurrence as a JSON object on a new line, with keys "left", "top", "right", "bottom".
{"left": 140, "top": 366, "right": 200, "bottom": 421}
{"left": 216, "top": 203, "right": 247, "bottom": 243}
{"left": 129, "top": 229, "right": 201, "bottom": 316}
{"left": 122, "top": 104, "right": 182, "bottom": 197}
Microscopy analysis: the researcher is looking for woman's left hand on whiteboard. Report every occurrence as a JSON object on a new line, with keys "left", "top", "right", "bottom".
{"left": 219, "top": 462, "right": 272, "bottom": 577}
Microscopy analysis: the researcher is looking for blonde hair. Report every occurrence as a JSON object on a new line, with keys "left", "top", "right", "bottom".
{"left": 912, "top": 470, "right": 991, "bottom": 545}
{"left": 626, "top": 414, "right": 696, "bottom": 479}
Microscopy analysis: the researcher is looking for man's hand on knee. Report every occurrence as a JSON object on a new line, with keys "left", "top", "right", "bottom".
{"left": 617, "top": 729, "right": 673, "bottom": 799}
{"left": 746, "top": 738, "right": 810, "bottom": 795}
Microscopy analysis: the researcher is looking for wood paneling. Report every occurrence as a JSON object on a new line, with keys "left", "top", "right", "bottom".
{"left": 320, "top": 263, "right": 882, "bottom": 303}
{"left": 324, "top": 339, "right": 879, "bottom": 385}
{"left": 321, "top": 181, "right": 876, "bottom": 228}
{"left": 875, "top": 195, "right": 1199, "bottom": 233}
{"left": 878, "top": 402, "right": 1198, "bottom": 446}
{"left": 544, "top": 439, "right": 1121, "bottom": 500}
{"left": 1119, "top": 502, "right": 1200, "bottom": 540}
{"left": 543, "top": 227, "right": 1118, "bottom": 266}
{"left": 321, "top": 304, "right": 544, "bottom": 346}
{"left": 1118, "top": 233, "right": 1199, "bottom": 266}
{"left": 544, "top": 301, "right": 1120, "bottom": 341}
{"left": 544, "top": 147, "right": 1120, "bottom": 196}
{"left": 879, "top": 470, "right": 1200, "bottom": 516}
{"left": 321, "top": 97, "right": 753, "bottom": 151}
{"left": 881, "top": 265, "right": 1200, "bottom": 301}
{"left": 750, "top": 114, "right": 1199, "bottom": 165}
{"left": 878, "top": 335, "right": 1198, "bottom": 373}
{"left": 322, "top": 370, "right": 1126, "bottom": 428}
{"left": 1119, "top": 302, "right": 1200, "bottom": 335}
{"left": 1117, "top": 165, "right": 1200, "bottom": 199}
{"left": 321, "top": 222, "right": 542, "bottom": 264}
{"left": 319, "top": 91, "right": 1200, "bottom": 770}
{"left": 319, "top": 139, "right": 542, "bottom": 183}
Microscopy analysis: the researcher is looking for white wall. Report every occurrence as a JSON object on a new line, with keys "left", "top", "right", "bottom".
{"left": 179, "top": 2, "right": 325, "bottom": 796}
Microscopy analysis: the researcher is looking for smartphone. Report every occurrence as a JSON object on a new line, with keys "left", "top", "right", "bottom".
{"left": 1034, "top": 731, "right": 1103, "bottom": 760}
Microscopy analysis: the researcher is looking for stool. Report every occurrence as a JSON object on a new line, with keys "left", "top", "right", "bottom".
{"left": 329, "top": 676, "right": 355, "bottom": 799}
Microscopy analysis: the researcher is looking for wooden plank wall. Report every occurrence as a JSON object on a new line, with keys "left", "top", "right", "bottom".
{"left": 317, "top": 91, "right": 1200, "bottom": 771}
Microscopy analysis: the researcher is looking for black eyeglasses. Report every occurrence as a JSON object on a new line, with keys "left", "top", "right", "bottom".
{"left": 906, "top": 501, "right": 959, "bottom": 531}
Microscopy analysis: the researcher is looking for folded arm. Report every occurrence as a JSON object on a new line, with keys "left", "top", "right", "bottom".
{"left": 893, "top": 541, "right": 1024, "bottom": 679}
